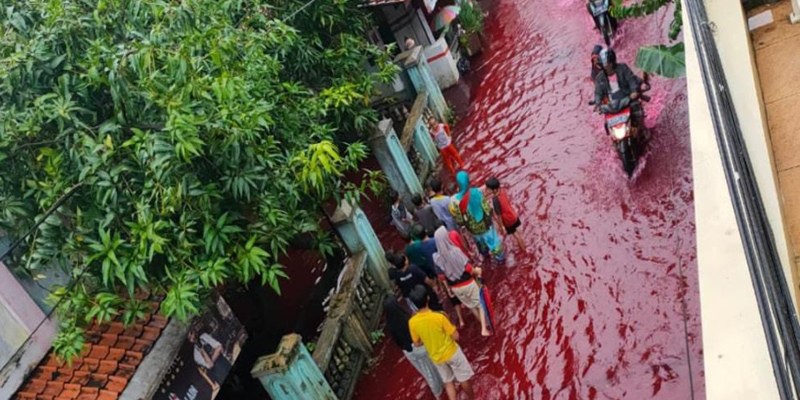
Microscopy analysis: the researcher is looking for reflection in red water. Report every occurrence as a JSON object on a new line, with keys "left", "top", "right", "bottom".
{"left": 354, "top": 0, "right": 704, "bottom": 398}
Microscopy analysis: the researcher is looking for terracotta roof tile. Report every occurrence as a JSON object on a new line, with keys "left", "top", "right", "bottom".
{"left": 76, "top": 387, "right": 99, "bottom": 400}
{"left": 121, "top": 351, "right": 143, "bottom": 367}
{"left": 42, "top": 382, "right": 64, "bottom": 397}
{"left": 103, "top": 376, "right": 127, "bottom": 393}
{"left": 96, "top": 361, "right": 117, "bottom": 376}
{"left": 32, "top": 366, "right": 57, "bottom": 381}
{"left": 97, "top": 334, "right": 118, "bottom": 348}
{"left": 129, "top": 338, "right": 153, "bottom": 353}
{"left": 113, "top": 336, "right": 134, "bottom": 351}
{"left": 106, "top": 348, "right": 125, "bottom": 362}
{"left": 140, "top": 327, "right": 160, "bottom": 342}
{"left": 121, "top": 324, "right": 143, "bottom": 338}
{"left": 14, "top": 295, "right": 169, "bottom": 400}
{"left": 149, "top": 315, "right": 168, "bottom": 329}
{"left": 86, "top": 373, "right": 108, "bottom": 389}
{"left": 60, "top": 383, "right": 81, "bottom": 399}
{"left": 104, "top": 323, "right": 125, "bottom": 335}
{"left": 115, "top": 364, "right": 136, "bottom": 380}
{"left": 69, "top": 371, "right": 90, "bottom": 386}
{"left": 20, "top": 378, "right": 47, "bottom": 394}
{"left": 97, "top": 389, "right": 118, "bottom": 400}
{"left": 80, "top": 358, "right": 99, "bottom": 373}
{"left": 86, "top": 345, "right": 109, "bottom": 360}
{"left": 54, "top": 368, "right": 74, "bottom": 383}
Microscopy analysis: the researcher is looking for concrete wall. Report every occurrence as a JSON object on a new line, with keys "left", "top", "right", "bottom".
{"left": 704, "top": 0, "right": 798, "bottom": 307}
{"left": 684, "top": 0, "right": 788, "bottom": 397}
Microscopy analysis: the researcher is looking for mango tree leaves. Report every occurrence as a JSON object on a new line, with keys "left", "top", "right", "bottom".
{"left": 0, "top": 0, "right": 392, "bottom": 361}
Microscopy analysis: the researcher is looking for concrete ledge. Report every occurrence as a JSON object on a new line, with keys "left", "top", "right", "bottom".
{"left": 120, "top": 318, "right": 191, "bottom": 400}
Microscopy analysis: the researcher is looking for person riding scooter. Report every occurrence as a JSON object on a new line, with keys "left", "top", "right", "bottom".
{"left": 593, "top": 48, "right": 646, "bottom": 134}
{"left": 590, "top": 44, "right": 603, "bottom": 81}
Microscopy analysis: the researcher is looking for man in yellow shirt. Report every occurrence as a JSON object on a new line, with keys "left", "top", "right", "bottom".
{"left": 408, "top": 285, "right": 475, "bottom": 400}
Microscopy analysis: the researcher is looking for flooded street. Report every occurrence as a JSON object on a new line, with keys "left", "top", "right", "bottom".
{"left": 354, "top": 0, "right": 704, "bottom": 398}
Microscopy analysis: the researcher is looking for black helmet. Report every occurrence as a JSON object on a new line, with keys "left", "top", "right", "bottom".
{"left": 599, "top": 48, "right": 617, "bottom": 68}
{"left": 591, "top": 44, "right": 603, "bottom": 56}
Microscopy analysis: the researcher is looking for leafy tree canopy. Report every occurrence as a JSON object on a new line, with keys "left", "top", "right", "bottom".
{"left": 0, "top": 0, "right": 397, "bottom": 360}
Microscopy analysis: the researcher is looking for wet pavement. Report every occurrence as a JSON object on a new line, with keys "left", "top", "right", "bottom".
{"left": 353, "top": 0, "right": 704, "bottom": 399}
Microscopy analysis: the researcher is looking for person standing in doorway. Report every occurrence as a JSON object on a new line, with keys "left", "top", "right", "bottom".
{"left": 428, "top": 117, "right": 465, "bottom": 175}
{"left": 408, "top": 285, "right": 475, "bottom": 400}
{"left": 485, "top": 176, "right": 524, "bottom": 249}
{"left": 383, "top": 297, "right": 444, "bottom": 399}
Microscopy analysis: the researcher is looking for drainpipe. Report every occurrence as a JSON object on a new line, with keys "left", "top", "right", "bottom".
{"left": 791, "top": 0, "right": 800, "bottom": 24}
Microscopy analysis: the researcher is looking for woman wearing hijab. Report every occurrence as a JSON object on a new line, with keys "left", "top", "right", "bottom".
{"left": 432, "top": 226, "right": 490, "bottom": 336}
{"left": 448, "top": 171, "right": 505, "bottom": 262}
{"left": 383, "top": 297, "right": 444, "bottom": 398}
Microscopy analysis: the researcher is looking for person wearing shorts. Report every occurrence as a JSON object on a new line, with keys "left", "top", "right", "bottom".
{"left": 408, "top": 285, "right": 475, "bottom": 400}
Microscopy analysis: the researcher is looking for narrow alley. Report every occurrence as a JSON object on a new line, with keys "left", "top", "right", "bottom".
{"left": 354, "top": 0, "right": 704, "bottom": 398}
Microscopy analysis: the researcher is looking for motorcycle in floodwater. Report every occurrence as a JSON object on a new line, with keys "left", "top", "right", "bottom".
{"left": 590, "top": 73, "right": 651, "bottom": 177}
{"left": 589, "top": 0, "right": 615, "bottom": 46}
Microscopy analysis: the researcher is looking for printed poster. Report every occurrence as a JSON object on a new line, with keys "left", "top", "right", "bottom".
{"left": 154, "top": 296, "right": 247, "bottom": 400}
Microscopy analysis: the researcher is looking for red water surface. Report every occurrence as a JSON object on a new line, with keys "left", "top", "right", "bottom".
{"left": 353, "top": 0, "right": 705, "bottom": 398}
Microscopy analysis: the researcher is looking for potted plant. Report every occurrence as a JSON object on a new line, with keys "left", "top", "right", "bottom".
{"left": 458, "top": 1, "right": 485, "bottom": 57}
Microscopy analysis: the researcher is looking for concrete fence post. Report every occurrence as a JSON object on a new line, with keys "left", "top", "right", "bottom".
{"left": 396, "top": 46, "right": 448, "bottom": 121}
{"left": 413, "top": 118, "right": 439, "bottom": 169}
{"left": 330, "top": 201, "right": 392, "bottom": 292}
{"left": 369, "top": 119, "right": 424, "bottom": 204}
{"left": 251, "top": 334, "right": 337, "bottom": 400}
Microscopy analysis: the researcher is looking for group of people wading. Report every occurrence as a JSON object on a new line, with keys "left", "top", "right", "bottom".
{"left": 383, "top": 117, "right": 524, "bottom": 400}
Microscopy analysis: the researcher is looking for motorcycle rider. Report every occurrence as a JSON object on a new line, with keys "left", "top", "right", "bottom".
{"left": 590, "top": 44, "right": 603, "bottom": 81}
{"left": 593, "top": 48, "right": 646, "bottom": 134}
{"left": 586, "top": 0, "right": 618, "bottom": 32}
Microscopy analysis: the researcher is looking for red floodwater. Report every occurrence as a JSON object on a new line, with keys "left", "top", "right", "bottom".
{"left": 354, "top": 0, "right": 704, "bottom": 399}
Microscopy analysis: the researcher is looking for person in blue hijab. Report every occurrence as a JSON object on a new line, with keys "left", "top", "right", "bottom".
{"left": 448, "top": 171, "right": 505, "bottom": 262}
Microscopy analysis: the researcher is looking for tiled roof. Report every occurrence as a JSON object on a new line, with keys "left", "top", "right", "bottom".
{"left": 15, "top": 301, "right": 169, "bottom": 400}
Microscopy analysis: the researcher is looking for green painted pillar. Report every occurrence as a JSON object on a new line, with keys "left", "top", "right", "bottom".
{"left": 330, "top": 201, "right": 392, "bottom": 292}
{"left": 396, "top": 46, "right": 447, "bottom": 122}
{"left": 413, "top": 118, "right": 439, "bottom": 169}
{"left": 251, "top": 334, "right": 336, "bottom": 400}
{"left": 369, "top": 119, "right": 424, "bottom": 204}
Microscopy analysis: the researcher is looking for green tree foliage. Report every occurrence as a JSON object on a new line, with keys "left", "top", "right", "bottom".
{"left": 0, "top": 0, "right": 397, "bottom": 360}
{"left": 611, "top": 0, "right": 685, "bottom": 77}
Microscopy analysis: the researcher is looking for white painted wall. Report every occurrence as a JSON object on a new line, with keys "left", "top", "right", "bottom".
{"left": 685, "top": 0, "right": 790, "bottom": 398}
